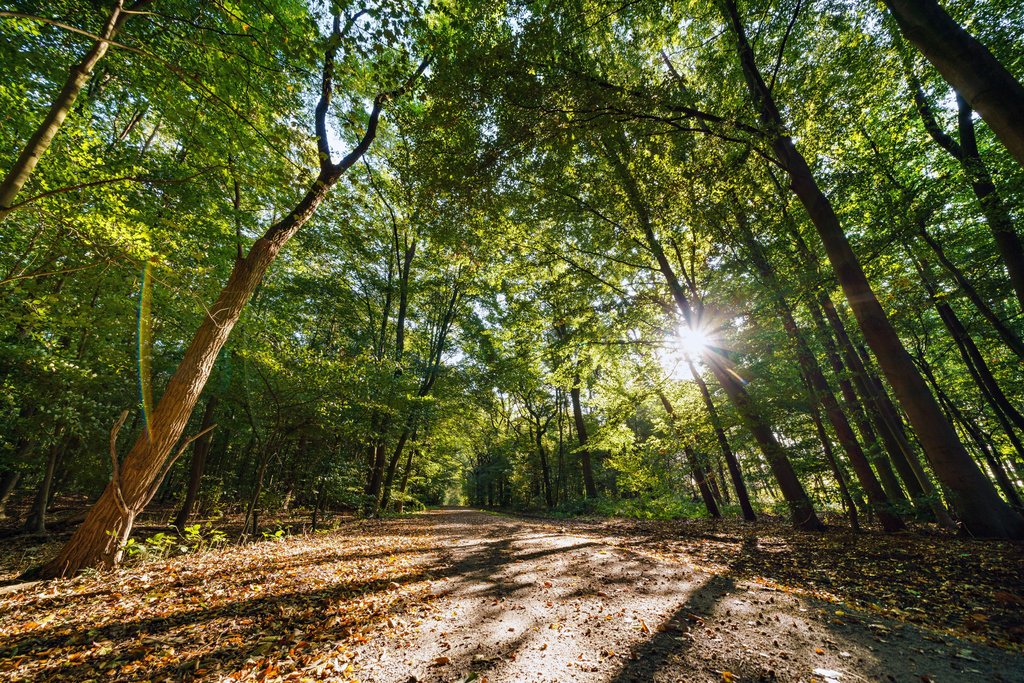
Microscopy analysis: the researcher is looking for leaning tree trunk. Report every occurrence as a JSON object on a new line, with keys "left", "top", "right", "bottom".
{"left": 33, "top": 26, "right": 426, "bottom": 576}
{"left": 939, "top": 389, "right": 1023, "bottom": 511}
{"left": 722, "top": 0, "right": 1024, "bottom": 539}
{"left": 0, "top": 0, "right": 148, "bottom": 216}
{"left": 817, "top": 297, "right": 955, "bottom": 529}
{"left": 657, "top": 390, "right": 720, "bottom": 518}
{"left": 810, "top": 404, "right": 860, "bottom": 531}
{"left": 688, "top": 359, "right": 756, "bottom": 521}
{"left": 536, "top": 427, "right": 554, "bottom": 510}
{"left": 784, "top": 298, "right": 904, "bottom": 532}
{"left": 38, "top": 224, "right": 302, "bottom": 576}
{"left": 604, "top": 135, "right": 822, "bottom": 530}
{"left": 396, "top": 447, "right": 416, "bottom": 514}
{"left": 883, "top": 0, "right": 1024, "bottom": 168}
{"left": 917, "top": 226, "right": 1024, "bottom": 359}
{"left": 911, "top": 82, "right": 1024, "bottom": 312}
{"left": 736, "top": 213, "right": 904, "bottom": 531}
{"left": 916, "top": 256, "right": 1024, "bottom": 434}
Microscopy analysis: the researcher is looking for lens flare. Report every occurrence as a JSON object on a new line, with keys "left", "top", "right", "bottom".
{"left": 138, "top": 261, "right": 154, "bottom": 441}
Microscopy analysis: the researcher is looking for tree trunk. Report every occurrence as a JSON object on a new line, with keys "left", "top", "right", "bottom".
{"left": 736, "top": 214, "right": 904, "bottom": 531}
{"left": 172, "top": 395, "right": 218, "bottom": 530}
{"left": 570, "top": 384, "right": 598, "bottom": 498}
{"left": 779, "top": 206, "right": 942, "bottom": 517}
{"left": 808, "top": 300, "right": 922, "bottom": 502}
{"left": 912, "top": 83, "right": 1024, "bottom": 312}
{"left": 917, "top": 257, "right": 1024, "bottom": 434}
{"left": 688, "top": 359, "right": 756, "bottom": 521}
{"left": 396, "top": 447, "right": 416, "bottom": 514}
{"left": 379, "top": 426, "right": 414, "bottom": 514}
{"left": 920, "top": 357, "right": 1024, "bottom": 510}
{"left": 364, "top": 441, "right": 388, "bottom": 516}
{"left": 657, "top": 390, "right": 721, "bottom": 518}
{"left": 883, "top": 0, "right": 1024, "bottom": 169}
{"left": 241, "top": 444, "right": 272, "bottom": 540}
{"left": 810, "top": 405, "right": 860, "bottom": 531}
{"left": 0, "top": 1, "right": 145, "bottom": 215}
{"left": 0, "top": 470, "right": 20, "bottom": 519}
{"left": 918, "top": 226, "right": 1024, "bottom": 359}
{"left": 722, "top": 0, "right": 1023, "bottom": 538}
{"left": 24, "top": 439, "right": 65, "bottom": 535}
{"left": 820, "top": 299, "right": 955, "bottom": 529}
{"left": 536, "top": 427, "right": 554, "bottom": 509}
{"left": 604, "top": 134, "right": 821, "bottom": 530}
{"left": 40, "top": 176, "right": 364, "bottom": 575}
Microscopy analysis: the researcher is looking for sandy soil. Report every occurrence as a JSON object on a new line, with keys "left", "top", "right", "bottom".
{"left": 351, "top": 509, "right": 1024, "bottom": 683}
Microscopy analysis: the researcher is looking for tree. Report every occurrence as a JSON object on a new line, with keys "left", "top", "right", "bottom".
{"left": 35, "top": 9, "right": 429, "bottom": 577}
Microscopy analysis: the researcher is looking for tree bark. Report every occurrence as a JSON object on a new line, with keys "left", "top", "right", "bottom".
{"left": 919, "top": 356, "right": 1024, "bottom": 510}
{"left": 657, "top": 390, "right": 721, "bottom": 518}
{"left": 917, "top": 225, "right": 1024, "bottom": 359}
{"left": 23, "top": 438, "right": 66, "bottom": 535}
{"left": 916, "top": 257, "right": 1024, "bottom": 434}
{"left": 883, "top": 0, "right": 1024, "bottom": 169}
{"left": 911, "top": 82, "right": 1024, "bottom": 311}
{"left": 722, "top": 0, "right": 1023, "bottom": 538}
{"left": 809, "top": 403, "right": 859, "bottom": 531}
{"left": 396, "top": 447, "right": 416, "bottom": 513}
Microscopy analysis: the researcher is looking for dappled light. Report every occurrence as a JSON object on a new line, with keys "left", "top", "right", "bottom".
{"left": 2, "top": 0, "right": 1024, "bottom": 679}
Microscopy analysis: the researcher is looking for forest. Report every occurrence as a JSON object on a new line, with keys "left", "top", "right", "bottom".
{"left": 1, "top": 0, "right": 1024, "bottom": 681}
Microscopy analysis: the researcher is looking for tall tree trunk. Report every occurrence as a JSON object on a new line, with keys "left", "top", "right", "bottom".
{"left": 916, "top": 257, "right": 1024, "bottom": 434}
{"left": 396, "top": 447, "right": 416, "bottom": 514}
{"left": 604, "top": 136, "right": 821, "bottom": 530}
{"left": 570, "top": 383, "right": 598, "bottom": 498}
{"left": 657, "top": 390, "right": 721, "bottom": 518}
{"left": 36, "top": 47, "right": 426, "bottom": 576}
{"left": 884, "top": 0, "right": 1024, "bottom": 168}
{"left": 379, "top": 426, "right": 414, "bottom": 514}
{"left": 24, "top": 438, "right": 66, "bottom": 535}
{"left": 808, "top": 300, "right": 922, "bottom": 501}
{"left": 0, "top": 1, "right": 149, "bottom": 215}
{"left": 172, "top": 395, "right": 218, "bottom": 530}
{"left": 736, "top": 213, "right": 904, "bottom": 531}
{"left": 919, "top": 356, "right": 1024, "bottom": 510}
{"left": 365, "top": 441, "right": 388, "bottom": 516}
{"left": 536, "top": 426, "right": 554, "bottom": 510}
{"left": 722, "top": 0, "right": 1023, "bottom": 538}
{"left": 776, "top": 201, "right": 941, "bottom": 515}
{"left": 810, "top": 404, "right": 860, "bottom": 531}
{"left": 819, "top": 298, "right": 955, "bottom": 529}
{"left": 687, "top": 358, "right": 756, "bottom": 521}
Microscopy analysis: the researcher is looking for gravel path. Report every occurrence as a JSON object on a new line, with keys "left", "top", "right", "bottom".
{"left": 351, "top": 509, "right": 1024, "bottom": 683}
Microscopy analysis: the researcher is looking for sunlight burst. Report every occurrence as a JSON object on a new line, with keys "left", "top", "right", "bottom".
{"left": 658, "top": 323, "right": 714, "bottom": 381}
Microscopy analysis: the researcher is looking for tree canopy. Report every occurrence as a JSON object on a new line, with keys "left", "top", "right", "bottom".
{"left": 1, "top": 0, "right": 1023, "bottom": 578}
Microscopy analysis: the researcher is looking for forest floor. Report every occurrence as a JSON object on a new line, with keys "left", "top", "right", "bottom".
{"left": 1, "top": 509, "right": 1023, "bottom": 682}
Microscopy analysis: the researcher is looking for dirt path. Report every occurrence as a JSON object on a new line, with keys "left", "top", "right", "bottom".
{"left": 352, "top": 510, "right": 1023, "bottom": 683}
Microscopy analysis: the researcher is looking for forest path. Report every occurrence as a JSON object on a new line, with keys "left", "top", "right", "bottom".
{"left": 352, "top": 509, "right": 1023, "bottom": 683}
